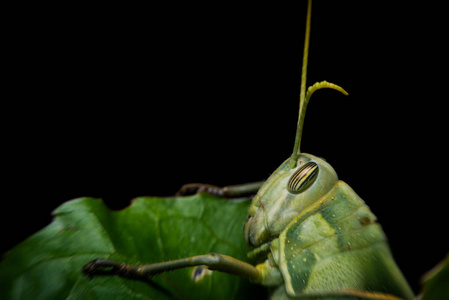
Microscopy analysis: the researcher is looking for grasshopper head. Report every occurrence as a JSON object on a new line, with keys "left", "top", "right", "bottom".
{"left": 244, "top": 153, "right": 338, "bottom": 247}
{"left": 243, "top": 82, "right": 348, "bottom": 248}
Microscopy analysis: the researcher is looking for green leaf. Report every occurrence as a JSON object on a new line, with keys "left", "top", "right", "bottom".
{"left": 420, "top": 253, "right": 449, "bottom": 300}
{"left": 0, "top": 194, "right": 266, "bottom": 300}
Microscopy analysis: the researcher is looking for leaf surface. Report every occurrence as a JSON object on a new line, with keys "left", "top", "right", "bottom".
{"left": 0, "top": 194, "right": 265, "bottom": 300}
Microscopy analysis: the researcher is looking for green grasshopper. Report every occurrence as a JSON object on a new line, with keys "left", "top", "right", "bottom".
{"left": 83, "top": 1, "right": 414, "bottom": 299}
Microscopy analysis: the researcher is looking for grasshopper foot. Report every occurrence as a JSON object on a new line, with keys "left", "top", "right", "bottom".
{"left": 176, "top": 183, "right": 224, "bottom": 196}
{"left": 82, "top": 259, "right": 142, "bottom": 279}
{"left": 176, "top": 181, "right": 264, "bottom": 198}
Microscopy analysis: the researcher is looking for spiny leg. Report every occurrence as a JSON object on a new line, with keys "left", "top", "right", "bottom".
{"left": 176, "top": 181, "right": 264, "bottom": 198}
{"left": 83, "top": 253, "right": 262, "bottom": 282}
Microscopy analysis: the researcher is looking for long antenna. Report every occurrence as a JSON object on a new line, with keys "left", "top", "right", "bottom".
{"left": 290, "top": 0, "right": 312, "bottom": 168}
{"left": 289, "top": 0, "right": 348, "bottom": 168}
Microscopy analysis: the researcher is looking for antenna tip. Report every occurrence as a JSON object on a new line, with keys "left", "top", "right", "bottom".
{"left": 306, "top": 81, "right": 348, "bottom": 99}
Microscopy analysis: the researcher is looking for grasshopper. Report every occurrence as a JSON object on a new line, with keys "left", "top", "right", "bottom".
{"left": 83, "top": 1, "right": 414, "bottom": 299}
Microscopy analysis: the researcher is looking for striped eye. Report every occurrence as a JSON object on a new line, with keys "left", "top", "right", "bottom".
{"left": 287, "top": 162, "right": 319, "bottom": 194}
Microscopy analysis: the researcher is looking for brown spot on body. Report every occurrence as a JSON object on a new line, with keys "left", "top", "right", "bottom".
{"left": 359, "top": 216, "right": 371, "bottom": 226}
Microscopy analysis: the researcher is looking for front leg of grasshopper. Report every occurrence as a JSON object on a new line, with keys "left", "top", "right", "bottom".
{"left": 176, "top": 181, "right": 264, "bottom": 198}
{"left": 83, "top": 253, "right": 267, "bottom": 283}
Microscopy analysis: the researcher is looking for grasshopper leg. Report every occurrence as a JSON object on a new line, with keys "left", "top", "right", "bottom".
{"left": 83, "top": 253, "right": 261, "bottom": 282}
{"left": 176, "top": 181, "right": 264, "bottom": 198}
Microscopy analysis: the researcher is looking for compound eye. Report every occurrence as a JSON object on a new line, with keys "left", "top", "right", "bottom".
{"left": 287, "top": 162, "right": 319, "bottom": 194}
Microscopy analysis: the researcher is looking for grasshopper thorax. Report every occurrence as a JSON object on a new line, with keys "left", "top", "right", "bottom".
{"left": 244, "top": 153, "right": 338, "bottom": 248}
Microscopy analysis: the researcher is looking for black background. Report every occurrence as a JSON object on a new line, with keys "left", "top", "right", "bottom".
{"left": 3, "top": 1, "right": 448, "bottom": 295}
